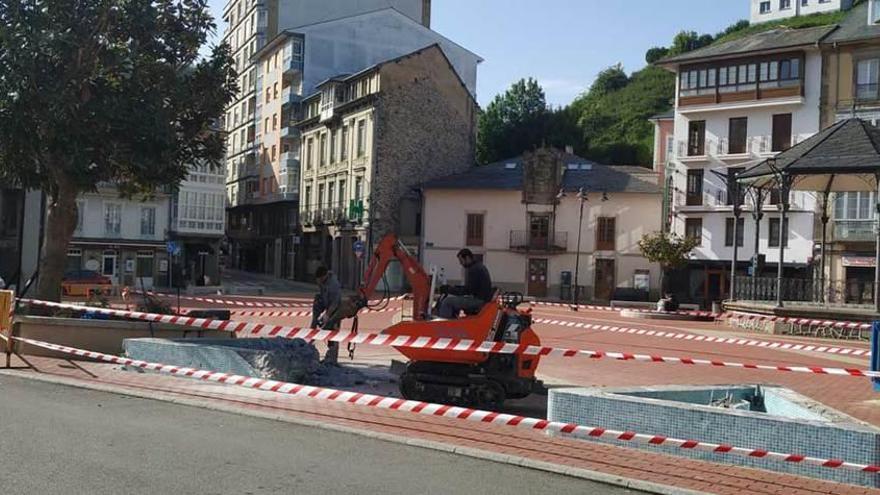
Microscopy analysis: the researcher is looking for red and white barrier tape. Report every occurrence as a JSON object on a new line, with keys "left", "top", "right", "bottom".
{"left": 530, "top": 301, "right": 716, "bottom": 318}
{"left": 21, "top": 299, "right": 880, "bottom": 379}
{"left": 14, "top": 334, "right": 880, "bottom": 474}
{"left": 225, "top": 307, "right": 398, "bottom": 318}
{"left": 146, "top": 292, "right": 408, "bottom": 308}
{"left": 533, "top": 318, "right": 871, "bottom": 358}
{"left": 530, "top": 300, "right": 873, "bottom": 331}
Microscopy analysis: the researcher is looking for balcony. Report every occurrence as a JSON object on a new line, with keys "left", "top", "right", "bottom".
{"left": 301, "top": 205, "right": 357, "bottom": 227}
{"left": 833, "top": 220, "right": 875, "bottom": 242}
{"left": 282, "top": 54, "right": 303, "bottom": 79}
{"left": 509, "top": 231, "right": 568, "bottom": 252}
{"left": 281, "top": 86, "right": 302, "bottom": 106}
{"left": 280, "top": 126, "right": 300, "bottom": 140}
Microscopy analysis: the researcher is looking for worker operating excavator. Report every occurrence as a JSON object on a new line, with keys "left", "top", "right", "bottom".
{"left": 437, "top": 249, "right": 493, "bottom": 319}
{"left": 325, "top": 234, "right": 543, "bottom": 408}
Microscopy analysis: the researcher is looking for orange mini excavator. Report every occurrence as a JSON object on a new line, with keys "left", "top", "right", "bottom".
{"left": 330, "top": 234, "right": 543, "bottom": 409}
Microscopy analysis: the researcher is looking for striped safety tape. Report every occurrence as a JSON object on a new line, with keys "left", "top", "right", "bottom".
{"left": 530, "top": 301, "right": 717, "bottom": 318}
{"left": 146, "top": 292, "right": 408, "bottom": 308}
{"left": 225, "top": 307, "right": 398, "bottom": 318}
{"left": 21, "top": 299, "right": 880, "bottom": 379}
{"left": 14, "top": 334, "right": 880, "bottom": 474}
{"left": 532, "top": 318, "right": 871, "bottom": 358}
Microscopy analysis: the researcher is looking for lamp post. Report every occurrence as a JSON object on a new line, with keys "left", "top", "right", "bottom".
{"left": 572, "top": 187, "right": 587, "bottom": 308}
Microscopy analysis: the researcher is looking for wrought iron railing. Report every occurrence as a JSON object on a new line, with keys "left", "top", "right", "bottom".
{"left": 509, "top": 231, "right": 568, "bottom": 252}
{"left": 734, "top": 276, "right": 876, "bottom": 306}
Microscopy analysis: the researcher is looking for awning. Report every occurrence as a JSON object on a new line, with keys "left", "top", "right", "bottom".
{"left": 842, "top": 256, "right": 876, "bottom": 268}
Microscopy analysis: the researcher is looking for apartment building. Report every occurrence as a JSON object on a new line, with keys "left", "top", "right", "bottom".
{"left": 421, "top": 149, "right": 662, "bottom": 301}
{"left": 750, "top": 0, "right": 851, "bottom": 23}
{"left": 657, "top": 27, "right": 827, "bottom": 306}
{"left": 168, "top": 163, "right": 227, "bottom": 287}
{"left": 818, "top": 0, "right": 880, "bottom": 302}
{"left": 222, "top": 0, "right": 481, "bottom": 279}
{"left": 68, "top": 186, "right": 171, "bottom": 289}
{"left": 297, "top": 45, "right": 478, "bottom": 289}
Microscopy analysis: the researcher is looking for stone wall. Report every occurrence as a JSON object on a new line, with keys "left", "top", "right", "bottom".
{"left": 371, "top": 45, "right": 477, "bottom": 242}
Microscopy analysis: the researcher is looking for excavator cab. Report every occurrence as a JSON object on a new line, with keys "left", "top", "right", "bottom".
{"left": 346, "top": 234, "right": 543, "bottom": 409}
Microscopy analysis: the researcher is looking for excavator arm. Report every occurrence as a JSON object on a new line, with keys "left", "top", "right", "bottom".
{"left": 326, "top": 234, "right": 432, "bottom": 324}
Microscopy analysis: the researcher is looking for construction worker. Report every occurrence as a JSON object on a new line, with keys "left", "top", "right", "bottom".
{"left": 312, "top": 265, "right": 341, "bottom": 364}
{"left": 438, "top": 249, "right": 493, "bottom": 319}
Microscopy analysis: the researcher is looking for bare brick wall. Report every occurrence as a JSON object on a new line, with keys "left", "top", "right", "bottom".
{"left": 371, "top": 46, "right": 477, "bottom": 241}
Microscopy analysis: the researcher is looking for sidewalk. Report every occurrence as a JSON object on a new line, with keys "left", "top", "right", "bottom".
{"left": 3, "top": 354, "right": 878, "bottom": 495}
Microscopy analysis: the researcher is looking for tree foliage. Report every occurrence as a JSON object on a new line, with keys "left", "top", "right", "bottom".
{"left": 476, "top": 78, "right": 581, "bottom": 164}
{"left": 0, "top": 0, "right": 237, "bottom": 300}
{"left": 638, "top": 232, "right": 699, "bottom": 270}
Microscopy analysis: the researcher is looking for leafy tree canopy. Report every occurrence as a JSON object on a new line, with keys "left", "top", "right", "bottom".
{"left": 0, "top": 0, "right": 237, "bottom": 300}
{"left": 638, "top": 231, "right": 699, "bottom": 270}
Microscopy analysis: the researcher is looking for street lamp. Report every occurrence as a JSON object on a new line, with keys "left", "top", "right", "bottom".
{"left": 559, "top": 187, "right": 607, "bottom": 309}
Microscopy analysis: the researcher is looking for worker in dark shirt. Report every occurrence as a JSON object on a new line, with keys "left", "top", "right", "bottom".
{"left": 438, "top": 249, "right": 493, "bottom": 319}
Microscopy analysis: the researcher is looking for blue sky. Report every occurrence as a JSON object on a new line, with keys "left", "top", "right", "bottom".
{"left": 206, "top": 0, "right": 748, "bottom": 107}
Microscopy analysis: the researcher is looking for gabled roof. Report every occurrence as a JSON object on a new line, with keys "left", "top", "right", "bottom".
{"left": 303, "top": 44, "right": 478, "bottom": 107}
{"left": 657, "top": 25, "right": 836, "bottom": 66}
{"left": 422, "top": 153, "right": 659, "bottom": 194}
{"left": 824, "top": 1, "right": 880, "bottom": 44}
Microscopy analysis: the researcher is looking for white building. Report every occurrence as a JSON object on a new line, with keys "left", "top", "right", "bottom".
{"left": 69, "top": 186, "right": 171, "bottom": 289}
{"left": 750, "top": 0, "right": 851, "bottom": 24}
{"left": 422, "top": 150, "right": 662, "bottom": 301}
{"left": 169, "top": 163, "right": 227, "bottom": 287}
{"left": 657, "top": 27, "right": 831, "bottom": 305}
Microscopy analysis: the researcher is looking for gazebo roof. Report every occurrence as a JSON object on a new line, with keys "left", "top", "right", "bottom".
{"left": 737, "top": 118, "right": 880, "bottom": 192}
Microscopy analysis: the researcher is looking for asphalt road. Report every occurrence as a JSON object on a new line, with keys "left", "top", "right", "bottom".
{"left": 0, "top": 375, "right": 633, "bottom": 495}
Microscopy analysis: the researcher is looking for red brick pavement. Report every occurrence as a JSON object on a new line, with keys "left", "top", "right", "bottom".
{"left": 3, "top": 354, "right": 878, "bottom": 495}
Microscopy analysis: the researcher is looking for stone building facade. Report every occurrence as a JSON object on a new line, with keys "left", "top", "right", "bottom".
{"left": 298, "top": 45, "right": 478, "bottom": 288}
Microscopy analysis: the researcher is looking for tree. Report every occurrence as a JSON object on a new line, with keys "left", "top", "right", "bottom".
{"left": 477, "top": 78, "right": 548, "bottom": 164}
{"left": 637, "top": 231, "right": 699, "bottom": 293}
{"left": 668, "top": 30, "right": 714, "bottom": 56}
{"left": 0, "top": 0, "right": 237, "bottom": 301}
{"left": 588, "top": 64, "right": 629, "bottom": 96}
{"left": 645, "top": 47, "right": 669, "bottom": 64}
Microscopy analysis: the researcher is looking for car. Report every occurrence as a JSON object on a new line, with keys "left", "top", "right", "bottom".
{"left": 61, "top": 270, "right": 112, "bottom": 296}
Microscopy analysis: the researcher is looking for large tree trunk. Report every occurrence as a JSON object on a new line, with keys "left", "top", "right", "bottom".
{"left": 35, "top": 180, "right": 79, "bottom": 302}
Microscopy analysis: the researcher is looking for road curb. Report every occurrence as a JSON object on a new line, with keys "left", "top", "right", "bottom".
{"left": 0, "top": 369, "right": 707, "bottom": 495}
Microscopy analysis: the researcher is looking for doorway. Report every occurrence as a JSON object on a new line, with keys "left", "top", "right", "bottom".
{"left": 594, "top": 258, "right": 615, "bottom": 301}
{"left": 102, "top": 250, "right": 117, "bottom": 285}
{"left": 528, "top": 258, "right": 548, "bottom": 297}
{"left": 529, "top": 214, "right": 550, "bottom": 250}
{"left": 704, "top": 269, "right": 727, "bottom": 304}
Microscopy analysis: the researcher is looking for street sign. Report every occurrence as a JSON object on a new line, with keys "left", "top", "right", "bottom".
{"left": 166, "top": 241, "right": 180, "bottom": 256}
{"left": 353, "top": 240, "right": 365, "bottom": 259}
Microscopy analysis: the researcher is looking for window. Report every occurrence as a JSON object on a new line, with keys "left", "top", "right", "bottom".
{"left": 330, "top": 129, "right": 337, "bottom": 163}
{"left": 768, "top": 218, "right": 789, "bottom": 247}
{"left": 338, "top": 180, "right": 345, "bottom": 206}
{"left": 727, "top": 167, "right": 745, "bottom": 205}
{"left": 271, "top": 145, "right": 276, "bottom": 162}
{"left": 317, "top": 184, "right": 325, "bottom": 208}
{"left": 687, "top": 120, "right": 705, "bottom": 156}
{"left": 685, "top": 218, "right": 702, "bottom": 246}
{"left": 273, "top": 82, "right": 278, "bottom": 99}
{"left": 834, "top": 192, "right": 876, "bottom": 220}
{"left": 780, "top": 0, "right": 791, "bottom": 10}
{"left": 686, "top": 169, "right": 704, "bottom": 206}
{"left": 772, "top": 113, "right": 792, "bottom": 152}
{"left": 801, "top": 0, "right": 808, "bottom": 5}
{"left": 75, "top": 200, "right": 84, "bottom": 233}
{"left": 327, "top": 181, "right": 334, "bottom": 208}
{"left": 304, "top": 185, "right": 312, "bottom": 211}
{"left": 264, "top": 117, "right": 269, "bottom": 133}
{"left": 466, "top": 213, "right": 484, "bottom": 246}
{"left": 341, "top": 125, "right": 349, "bottom": 160}
{"left": 760, "top": 1, "right": 771, "bottom": 13}
{"left": 320, "top": 133, "right": 327, "bottom": 166}
{"left": 104, "top": 203, "right": 121, "bottom": 237}
{"left": 136, "top": 251, "right": 154, "bottom": 278}
{"left": 140, "top": 207, "right": 156, "bottom": 236}
{"left": 272, "top": 113, "right": 278, "bottom": 130}
{"left": 357, "top": 119, "right": 366, "bottom": 157}
{"left": 306, "top": 138, "right": 314, "bottom": 169}
{"left": 728, "top": 117, "right": 747, "bottom": 154}
{"left": 724, "top": 218, "right": 744, "bottom": 247}
{"left": 265, "top": 88, "right": 270, "bottom": 103}
{"left": 857, "top": 58, "right": 880, "bottom": 100}
{"left": 354, "top": 177, "right": 363, "bottom": 200}
{"left": 597, "top": 217, "right": 616, "bottom": 250}
{"left": 66, "top": 248, "right": 82, "bottom": 272}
